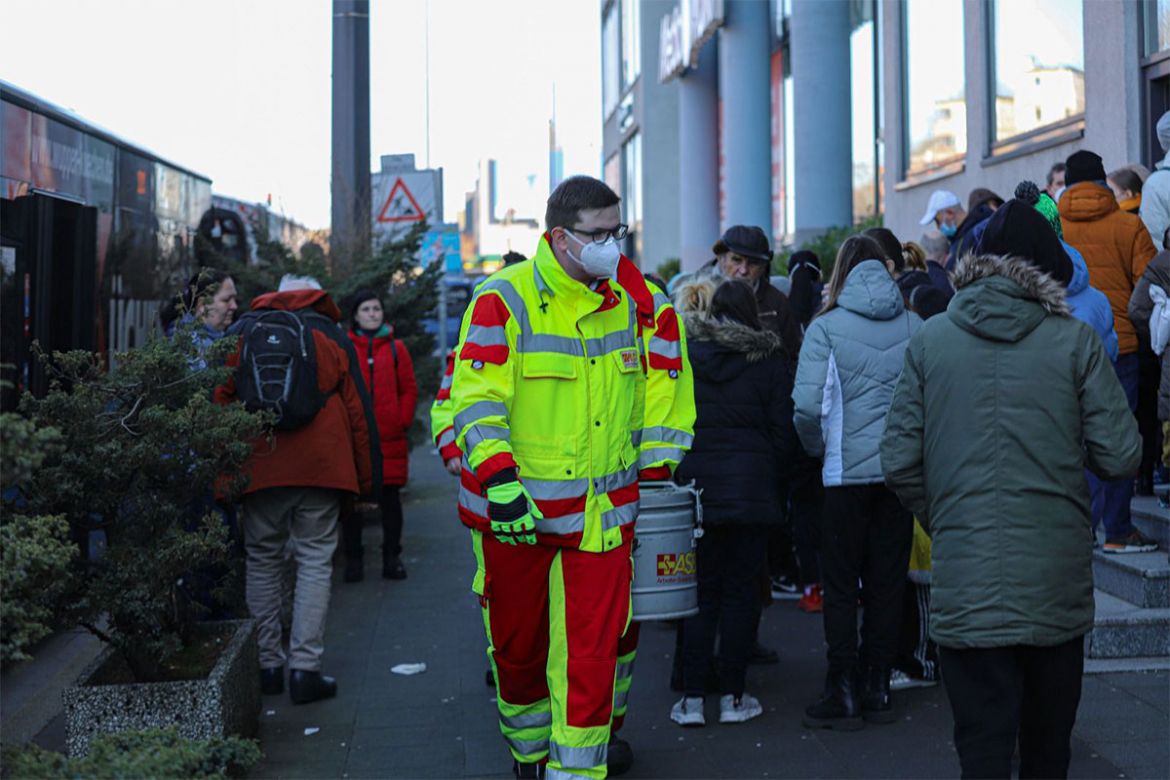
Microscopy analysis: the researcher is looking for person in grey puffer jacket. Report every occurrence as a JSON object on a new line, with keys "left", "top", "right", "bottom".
{"left": 793, "top": 235, "right": 922, "bottom": 732}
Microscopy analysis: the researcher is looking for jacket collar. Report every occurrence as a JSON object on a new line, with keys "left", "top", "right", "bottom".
{"left": 533, "top": 233, "right": 617, "bottom": 314}
{"left": 951, "top": 253, "right": 1071, "bottom": 316}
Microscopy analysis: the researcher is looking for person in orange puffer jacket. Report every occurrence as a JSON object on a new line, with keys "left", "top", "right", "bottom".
{"left": 343, "top": 289, "right": 419, "bottom": 580}
{"left": 1060, "top": 149, "right": 1160, "bottom": 554}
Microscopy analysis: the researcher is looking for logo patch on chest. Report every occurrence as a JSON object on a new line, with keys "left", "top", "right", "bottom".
{"left": 620, "top": 349, "right": 639, "bottom": 370}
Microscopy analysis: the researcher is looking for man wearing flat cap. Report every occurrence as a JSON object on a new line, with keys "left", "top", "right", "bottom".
{"left": 706, "top": 225, "right": 802, "bottom": 357}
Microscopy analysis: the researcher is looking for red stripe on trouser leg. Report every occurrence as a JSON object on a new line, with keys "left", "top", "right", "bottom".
{"left": 483, "top": 536, "right": 557, "bottom": 705}
{"left": 561, "top": 541, "right": 633, "bottom": 727}
{"left": 611, "top": 621, "right": 641, "bottom": 733}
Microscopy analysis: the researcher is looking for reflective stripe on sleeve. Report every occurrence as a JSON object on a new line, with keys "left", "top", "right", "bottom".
{"left": 454, "top": 400, "right": 508, "bottom": 435}
{"left": 458, "top": 485, "right": 489, "bottom": 517}
{"left": 463, "top": 424, "right": 509, "bottom": 455}
{"left": 647, "top": 335, "right": 682, "bottom": 360}
{"left": 437, "top": 427, "right": 456, "bottom": 449}
{"left": 465, "top": 323, "right": 508, "bottom": 347}
{"left": 638, "top": 446, "right": 687, "bottom": 468}
{"left": 636, "top": 426, "right": 694, "bottom": 448}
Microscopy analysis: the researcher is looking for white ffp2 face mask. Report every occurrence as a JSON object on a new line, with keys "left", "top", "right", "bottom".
{"left": 562, "top": 230, "right": 621, "bottom": 279}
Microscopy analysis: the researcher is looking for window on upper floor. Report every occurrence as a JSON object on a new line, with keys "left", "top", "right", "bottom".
{"left": 901, "top": 0, "right": 966, "bottom": 177}
{"left": 621, "top": 0, "right": 641, "bottom": 89}
{"left": 990, "top": 0, "right": 1084, "bottom": 145}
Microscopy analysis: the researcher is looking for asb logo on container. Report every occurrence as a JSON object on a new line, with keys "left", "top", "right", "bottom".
{"left": 656, "top": 550, "right": 696, "bottom": 580}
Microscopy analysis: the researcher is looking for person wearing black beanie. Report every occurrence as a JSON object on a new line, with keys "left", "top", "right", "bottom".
{"left": 1064, "top": 150, "right": 1107, "bottom": 187}
{"left": 975, "top": 199, "right": 1074, "bottom": 286}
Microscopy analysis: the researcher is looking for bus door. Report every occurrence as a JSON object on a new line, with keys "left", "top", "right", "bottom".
{"left": 0, "top": 192, "right": 97, "bottom": 408}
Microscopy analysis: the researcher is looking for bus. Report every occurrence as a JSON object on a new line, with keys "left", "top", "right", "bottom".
{"left": 1, "top": 81, "right": 212, "bottom": 409}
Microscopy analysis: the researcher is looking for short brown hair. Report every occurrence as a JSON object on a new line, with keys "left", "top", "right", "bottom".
{"left": 1107, "top": 168, "right": 1142, "bottom": 196}
{"left": 545, "top": 176, "right": 621, "bottom": 232}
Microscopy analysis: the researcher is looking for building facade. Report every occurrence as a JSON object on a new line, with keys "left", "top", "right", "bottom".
{"left": 602, "top": 0, "right": 1170, "bottom": 273}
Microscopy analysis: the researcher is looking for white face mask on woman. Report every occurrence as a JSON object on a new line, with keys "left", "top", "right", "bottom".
{"left": 562, "top": 229, "right": 621, "bottom": 279}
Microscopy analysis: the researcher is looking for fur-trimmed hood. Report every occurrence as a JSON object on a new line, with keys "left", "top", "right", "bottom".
{"left": 683, "top": 314, "right": 783, "bottom": 363}
{"left": 948, "top": 253, "right": 1070, "bottom": 343}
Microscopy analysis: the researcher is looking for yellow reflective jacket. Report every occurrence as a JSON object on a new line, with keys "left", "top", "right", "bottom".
{"left": 451, "top": 235, "right": 692, "bottom": 552}
{"left": 430, "top": 350, "right": 460, "bottom": 462}
{"left": 616, "top": 259, "right": 696, "bottom": 474}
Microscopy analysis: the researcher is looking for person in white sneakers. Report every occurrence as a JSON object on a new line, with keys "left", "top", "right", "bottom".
{"left": 667, "top": 277, "right": 799, "bottom": 727}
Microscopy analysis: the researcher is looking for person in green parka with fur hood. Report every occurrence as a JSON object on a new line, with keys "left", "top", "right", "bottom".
{"left": 881, "top": 200, "right": 1141, "bottom": 780}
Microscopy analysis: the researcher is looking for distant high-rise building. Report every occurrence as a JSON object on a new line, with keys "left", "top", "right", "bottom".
{"left": 549, "top": 88, "right": 564, "bottom": 194}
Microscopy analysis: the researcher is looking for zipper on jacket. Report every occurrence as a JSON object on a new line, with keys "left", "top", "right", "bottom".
{"left": 367, "top": 334, "right": 375, "bottom": 403}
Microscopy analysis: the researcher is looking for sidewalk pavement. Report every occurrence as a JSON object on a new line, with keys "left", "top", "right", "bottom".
{"left": 246, "top": 450, "right": 1168, "bottom": 779}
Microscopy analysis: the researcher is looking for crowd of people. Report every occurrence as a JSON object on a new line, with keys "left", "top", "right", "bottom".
{"left": 646, "top": 124, "right": 1166, "bottom": 778}
{"left": 152, "top": 114, "right": 1170, "bottom": 780}
{"left": 160, "top": 269, "right": 418, "bottom": 704}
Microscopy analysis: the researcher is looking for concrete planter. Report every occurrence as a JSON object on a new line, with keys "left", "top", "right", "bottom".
{"left": 62, "top": 619, "right": 259, "bottom": 757}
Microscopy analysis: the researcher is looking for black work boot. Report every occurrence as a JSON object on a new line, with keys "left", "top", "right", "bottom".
{"left": 289, "top": 669, "right": 337, "bottom": 704}
{"left": 512, "top": 760, "right": 545, "bottom": 779}
{"left": 802, "top": 669, "right": 864, "bottom": 731}
{"left": 259, "top": 666, "right": 284, "bottom": 695}
{"left": 607, "top": 733, "right": 634, "bottom": 776}
{"left": 382, "top": 552, "right": 407, "bottom": 580}
{"left": 861, "top": 665, "right": 896, "bottom": 724}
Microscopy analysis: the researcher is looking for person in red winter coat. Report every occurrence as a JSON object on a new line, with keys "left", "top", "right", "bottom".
{"left": 342, "top": 289, "right": 419, "bottom": 581}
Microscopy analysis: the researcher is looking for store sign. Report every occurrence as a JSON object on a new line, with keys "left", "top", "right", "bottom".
{"left": 658, "top": 5, "right": 685, "bottom": 83}
{"left": 658, "top": 0, "right": 725, "bottom": 84}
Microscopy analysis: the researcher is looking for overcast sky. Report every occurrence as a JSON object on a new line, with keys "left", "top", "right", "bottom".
{"left": 1, "top": 0, "right": 603, "bottom": 228}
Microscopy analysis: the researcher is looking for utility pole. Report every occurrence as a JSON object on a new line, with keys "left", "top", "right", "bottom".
{"left": 330, "top": 0, "right": 371, "bottom": 276}
{"left": 425, "top": 0, "right": 432, "bottom": 170}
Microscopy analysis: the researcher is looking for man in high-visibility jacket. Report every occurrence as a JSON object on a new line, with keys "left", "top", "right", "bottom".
{"left": 451, "top": 176, "right": 694, "bottom": 779}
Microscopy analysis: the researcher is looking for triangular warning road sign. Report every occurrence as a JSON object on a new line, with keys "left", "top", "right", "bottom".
{"left": 377, "top": 177, "right": 426, "bottom": 223}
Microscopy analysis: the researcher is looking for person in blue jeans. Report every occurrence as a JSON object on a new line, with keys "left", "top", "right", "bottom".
{"left": 1059, "top": 149, "right": 1159, "bottom": 554}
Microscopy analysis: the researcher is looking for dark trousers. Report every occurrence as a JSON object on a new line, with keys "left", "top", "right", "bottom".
{"left": 790, "top": 478, "right": 823, "bottom": 586}
{"left": 683, "top": 525, "right": 769, "bottom": 698}
{"left": 341, "top": 486, "right": 404, "bottom": 560}
{"left": 895, "top": 579, "right": 938, "bottom": 680}
{"left": 1136, "top": 346, "right": 1161, "bottom": 491}
{"left": 939, "top": 636, "right": 1085, "bottom": 779}
{"left": 820, "top": 484, "right": 912, "bottom": 673}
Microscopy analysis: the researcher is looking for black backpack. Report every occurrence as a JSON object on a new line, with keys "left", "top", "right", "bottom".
{"left": 234, "top": 310, "right": 328, "bottom": 430}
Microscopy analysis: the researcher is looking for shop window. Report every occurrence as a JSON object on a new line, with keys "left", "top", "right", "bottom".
{"left": 990, "top": 0, "right": 1084, "bottom": 144}
{"left": 901, "top": 0, "right": 966, "bottom": 177}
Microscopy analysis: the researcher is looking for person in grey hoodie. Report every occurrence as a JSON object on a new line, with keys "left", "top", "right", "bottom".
{"left": 1142, "top": 112, "right": 1170, "bottom": 249}
{"left": 793, "top": 235, "right": 923, "bottom": 731}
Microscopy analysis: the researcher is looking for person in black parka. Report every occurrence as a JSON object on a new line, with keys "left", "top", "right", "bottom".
{"left": 669, "top": 279, "right": 800, "bottom": 728}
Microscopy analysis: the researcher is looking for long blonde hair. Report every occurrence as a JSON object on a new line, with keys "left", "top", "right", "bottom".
{"left": 819, "top": 235, "right": 888, "bottom": 316}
